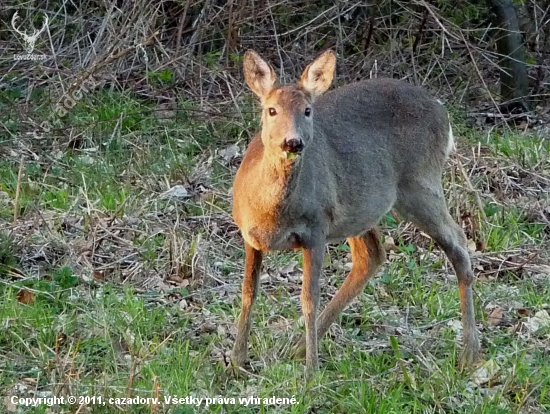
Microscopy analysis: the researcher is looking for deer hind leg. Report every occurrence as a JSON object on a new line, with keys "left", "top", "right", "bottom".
{"left": 395, "top": 181, "right": 480, "bottom": 369}
{"left": 293, "top": 229, "right": 385, "bottom": 357}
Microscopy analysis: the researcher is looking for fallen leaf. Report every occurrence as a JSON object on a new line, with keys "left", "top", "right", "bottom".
{"left": 160, "top": 185, "right": 191, "bottom": 200}
{"left": 383, "top": 236, "right": 397, "bottom": 251}
{"left": 280, "top": 260, "right": 298, "bottom": 275}
{"left": 268, "top": 317, "right": 289, "bottom": 332}
{"left": 0, "top": 191, "right": 12, "bottom": 206}
{"left": 93, "top": 270, "right": 105, "bottom": 280}
{"left": 472, "top": 359, "right": 500, "bottom": 386}
{"left": 79, "top": 154, "right": 96, "bottom": 165}
{"left": 200, "top": 323, "right": 216, "bottom": 334}
{"left": 57, "top": 332, "right": 67, "bottom": 345}
{"left": 447, "top": 319, "right": 463, "bottom": 340}
{"left": 516, "top": 120, "right": 528, "bottom": 129}
{"left": 166, "top": 273, "right": 184, "bottom": 283}
{"left": 487, "top": 307, "right": 504, "bottom": 326}
{"left": 524, "top": 310, "right": 550, "bottom": 333}
{"left": 476, "top": 240, "right": 487, "bottom": 252}
{"left": 17, "top": 289, "right": 35, "bottom": 305}
{"left": 221, "top": 145, "right": 240, "bottom": 163}
{"left": 4, "top": 396, "right": 17, "bottom": 412}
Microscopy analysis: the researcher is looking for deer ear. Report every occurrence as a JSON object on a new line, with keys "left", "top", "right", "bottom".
{"left": 243, "top": 50, "right": 276, "bottom": 102}
{"left": 299, "top": 50, "right": 336, "bottom": 98}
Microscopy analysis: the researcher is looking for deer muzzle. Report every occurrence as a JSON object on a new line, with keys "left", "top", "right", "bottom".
{"left": 283, "top": 138, "right": 304, "bottom": 154}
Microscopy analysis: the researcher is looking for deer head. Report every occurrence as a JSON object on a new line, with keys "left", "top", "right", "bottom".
{"left": 243, "top": 50, "right": 336, "bottom": 160}
{"left": 11, "top": 11, "right": 49, "bottom": 54}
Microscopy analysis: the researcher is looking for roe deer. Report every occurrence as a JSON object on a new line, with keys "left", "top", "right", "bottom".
{"left": 231, "top": 50, "right": 480, "bottom": 376}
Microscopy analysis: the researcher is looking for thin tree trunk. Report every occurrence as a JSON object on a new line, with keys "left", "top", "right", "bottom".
{"left": 488, "top": 0, "right": 529, "bottom": 112}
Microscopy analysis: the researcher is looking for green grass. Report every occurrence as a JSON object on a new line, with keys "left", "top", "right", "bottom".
{"left": 0, "top": 91, "right": 549, "bottom": 413}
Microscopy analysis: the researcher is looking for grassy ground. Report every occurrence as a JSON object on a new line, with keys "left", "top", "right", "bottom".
{"left": 1, "top": 89, "right": 550, "bottom": 413}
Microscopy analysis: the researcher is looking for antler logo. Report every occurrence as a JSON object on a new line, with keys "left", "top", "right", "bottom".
{"left": 11, "top": 11, "right": 49, "bottom": 54}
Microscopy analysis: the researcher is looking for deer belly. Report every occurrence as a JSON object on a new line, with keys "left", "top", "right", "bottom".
{"left": 245, "top": 225, "right": 305, "bottom": 252}
{"left": 327, "top": 216, "right": 379, "bottom": 241}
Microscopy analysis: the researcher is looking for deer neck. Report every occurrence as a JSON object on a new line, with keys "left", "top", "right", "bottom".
{"left": 258, "top": 148, "right": 303, "bottom": 202}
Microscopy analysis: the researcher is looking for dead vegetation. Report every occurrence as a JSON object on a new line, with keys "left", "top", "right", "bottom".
{"left": 1, "top": 1, "right": 549, "bottom": 139}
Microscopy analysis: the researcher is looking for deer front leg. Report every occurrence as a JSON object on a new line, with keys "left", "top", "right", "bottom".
{"left": 301, "top": 241, "right": 324, "bottom": 378}
{"left": 232, "top": 242, "right": 263, "bottom": 367}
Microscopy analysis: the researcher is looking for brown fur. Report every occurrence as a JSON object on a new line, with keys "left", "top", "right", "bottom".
{"left": 231, "top": 50, "right": 480, "bottom": 377}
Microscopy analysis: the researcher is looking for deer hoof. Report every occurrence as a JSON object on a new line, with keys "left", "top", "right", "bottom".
{"left": 458, "top": 344, "right": 481, "bottom": 371}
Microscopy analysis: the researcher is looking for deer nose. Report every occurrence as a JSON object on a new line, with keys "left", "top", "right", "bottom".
{"left": 283, "top": 138, "right": 304, "bottom": 154}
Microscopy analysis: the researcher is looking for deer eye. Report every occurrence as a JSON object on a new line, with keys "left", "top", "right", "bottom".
{"left": 305, "top": 108, "right": 312, "bottom": 117}
{"left": 268, "top": 108, "right": 277, "bottom": 116}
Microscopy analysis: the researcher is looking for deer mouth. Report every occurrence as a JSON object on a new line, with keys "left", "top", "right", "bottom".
{"left": 282, "top": 151, "right": 300, "bottom": 160}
